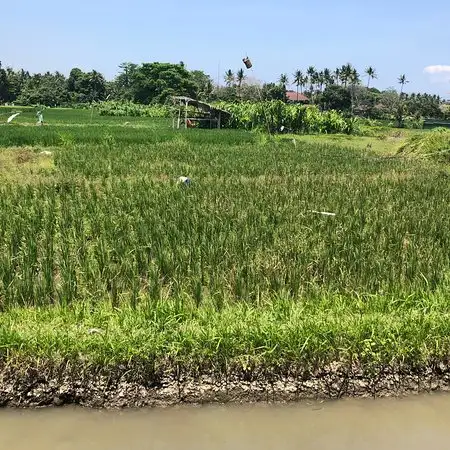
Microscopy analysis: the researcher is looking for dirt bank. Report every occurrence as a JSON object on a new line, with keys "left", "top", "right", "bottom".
{"left": 2, "top": 362, "right": 450, "bottom": 408}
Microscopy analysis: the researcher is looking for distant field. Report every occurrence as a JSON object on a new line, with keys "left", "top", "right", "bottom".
{"left": 0, "top": 105, "right": 154, "bottom": 125}
{"left": 0, "top": 107, "right": 449, "bottom": 386}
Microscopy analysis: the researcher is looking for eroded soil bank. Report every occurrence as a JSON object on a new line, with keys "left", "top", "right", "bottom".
{"left": 2, "top": 362, "right": 450, "bottom": 408}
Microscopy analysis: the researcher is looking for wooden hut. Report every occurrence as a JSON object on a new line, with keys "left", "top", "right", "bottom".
{"left": 171, "top": 96, "right": 230, "bottom": 129}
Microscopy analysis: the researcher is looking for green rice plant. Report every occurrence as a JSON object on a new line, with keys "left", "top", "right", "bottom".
{"left": 0, "top": 136, "right": 448, "bottom": 309}
{"left": 1, "top": 110, "right": 450, "bottom": 375}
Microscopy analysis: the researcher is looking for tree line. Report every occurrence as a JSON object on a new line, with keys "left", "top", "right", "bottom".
{"left": 0, "top": 60, "right": 446, "bottom": 121}
{"left": 222, "top": 63, "right": 445, "bottom": 123}
{"left": 0, "top": 61, "right": 216, "bottom": 107}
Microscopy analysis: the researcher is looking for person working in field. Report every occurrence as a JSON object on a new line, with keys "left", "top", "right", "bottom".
{"left": 36, "top": 110, "right": 44, "bottom": 126}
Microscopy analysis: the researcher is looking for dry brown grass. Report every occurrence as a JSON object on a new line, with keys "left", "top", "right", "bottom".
{"left": 0, "top": 147, "right": 56, "bottom": 183}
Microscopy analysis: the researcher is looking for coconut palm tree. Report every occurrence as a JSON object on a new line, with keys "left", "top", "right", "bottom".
{"left": 349, "top": 68, "right": 360, "bottom": 86}
{"left": 340, "top": 63, "right": 354, "bottom": 88}
{"left": 398, "top": 74, "right": 409, "bottom": 94}
{"left": 236, "top": 68, "right": 246, "bottom": 100}
{"left": 365, "top": 66, "right": 377, "bottom": 88}
{"left": 224, "top": 70, "right": 235, "bottom": 87}
{"left": 333, "top": 68, "right": 341, "bottom": 85}
{"left": 236, "top": 69, "right": 245, "bottom": 88}
{"left": 323, "top": 68, "right": 333, "bottom": 88}
{"left": 317, "top": 71, "right": 326, "bottom": 92}
{"left": 300, "top": 74, "right": 308, "bottom": 94}
{"left": 306, "top": 66, "right": 316, "bottom": 92}
{"left": 279, "top": 73, "right": 289, "bottom": 89}
{"left": 293, "top": 70, "right": 304, "bottom": 99}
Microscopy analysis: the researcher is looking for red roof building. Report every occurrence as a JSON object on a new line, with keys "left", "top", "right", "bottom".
{"left": 286, "top": 90, "right": 309, "bottom": 103}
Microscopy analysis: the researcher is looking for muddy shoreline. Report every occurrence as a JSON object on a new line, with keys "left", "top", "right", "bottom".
{"left": 2, "top": 362, "right": 450, "bottom": 408}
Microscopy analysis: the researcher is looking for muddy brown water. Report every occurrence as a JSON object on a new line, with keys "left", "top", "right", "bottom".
{"left": 1, "top": 395, "right": 450, "bottom": 449}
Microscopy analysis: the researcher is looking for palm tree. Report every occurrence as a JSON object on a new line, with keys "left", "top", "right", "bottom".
{"left": 349, "top": 68, "right": 360, "bottom": 86}
{"left": 306, "top": 66, "right": 316, "bottom": 92}
{"left": 236, "top": 69, "right": 245, "bottom": 89}
{"left": 365, "top": 66, "right": 377, "bottom": 88}
{"left": 333, "top": 68, "right": 341, "bottom": 85}
{"left": 398, "top": 74, "right": 409, "bottom": 94}
{"left": 340, "top": 63, "right": 354, "bottom": 87}
{"left": 323, "top": 68, "right": 333, "bottom": 88}
{"left": 300, "top": 74, "right": 308, "bottom": 94}
{"left": 279, "top": 73, "right": 289, "bottom": 89}
{"left": 224, "top": 70, "right": 235, "bottom": 87}
{"left": 317, "top": 71, "right": 325, "bottom": 92}
{"left": 236, "top": 68, "right": 246, "bottom": 99}
{"left": 293, "top": 70, "right": 304, "bottom": 99}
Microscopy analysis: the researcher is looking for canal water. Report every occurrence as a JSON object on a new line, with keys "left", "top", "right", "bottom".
{"left": 1, "top": 394, "right": 449, "bottom": 449}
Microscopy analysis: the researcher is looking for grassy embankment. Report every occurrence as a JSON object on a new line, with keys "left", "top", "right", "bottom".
{"left": 0, "top": 107, "right": 449, "bottom": 384}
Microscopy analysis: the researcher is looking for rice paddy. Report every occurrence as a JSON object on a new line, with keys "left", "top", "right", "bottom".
{"left": 0, "top": 107, "right": 449, "bottom": 375}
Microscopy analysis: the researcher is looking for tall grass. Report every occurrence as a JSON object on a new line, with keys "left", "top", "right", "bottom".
{"left": 2, "top": 293, "right": 450, "bottom": 369}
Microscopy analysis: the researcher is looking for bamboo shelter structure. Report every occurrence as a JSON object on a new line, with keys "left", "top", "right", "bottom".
{"left": 171, "top": 96, "right": 230, "bottom": 129}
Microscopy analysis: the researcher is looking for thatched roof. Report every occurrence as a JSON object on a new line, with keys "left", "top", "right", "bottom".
{"left": 171, "top": 96, "right": 230, "bottom": 116}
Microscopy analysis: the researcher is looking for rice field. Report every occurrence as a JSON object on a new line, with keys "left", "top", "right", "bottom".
{"left": 0, "top": 107, "right": 449, "bottom": 373}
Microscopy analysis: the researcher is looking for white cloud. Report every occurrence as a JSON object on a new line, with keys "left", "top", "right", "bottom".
{"left": 424, "top": 65, "right": 450, "bottom": 74}
{"left": 424, "top": 65, "right": 450, "bottom": 83}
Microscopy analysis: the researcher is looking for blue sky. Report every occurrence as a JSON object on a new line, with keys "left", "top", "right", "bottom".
{"left": 3, "top": 0, "right": 450, "bottom": 97}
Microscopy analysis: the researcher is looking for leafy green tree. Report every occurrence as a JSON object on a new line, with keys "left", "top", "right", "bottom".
{"left": 67, "top": 68, "right": 106, "bottom": 103}
{"left": 6, "top": 68, "right": 30, "bottom": 101}
{"left": 0, "top": 62, "right": 9, "bottom": 103}
{"left": 352, "top": 85, "right": 379, "bottom": 117}
{"left": 318, "top": 85, "right": 352, "bottom": 112}
{"left": 131, "top": 62, "right": 196, "bottom": 104}
{"left": 67, "top": 68, "right": 85, "bottom": 95}
{"left": 17, "top": 72, "right": 69, "bottom": 106}
{"left": 210, "top": 86, "right": 237, "bottom": 102}
{"left": 379, "top": 89, "right": 406, "bottom": 126}
{"left": 190, "top": 70, "right": 214, "bottom": 101}
{"left": 114, "top": 62, "right": 139, "bottom": 100}
{"left": 87, "top": 70, "right": 107, "bottom": 102}
{"left": 261, "top": 83, "right": 286, "bottom": 101}
{"left": 239, "top": 84, "right": 263, "bottom": 101}
{"left": 404, "top": 92, "right": 443, "bottom": 119}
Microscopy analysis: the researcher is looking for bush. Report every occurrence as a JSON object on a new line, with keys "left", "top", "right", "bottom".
{"left": 403, "top": 117, "right": 424, "bottom": 129}
{"left": 98, "top": 101, "right": 171, "bottom": 118}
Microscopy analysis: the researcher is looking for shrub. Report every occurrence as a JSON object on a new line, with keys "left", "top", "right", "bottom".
{"left": 216, "top": 101, "right": 357, "bottom": 134}
{"left": 98, "top": 101, "right": 171, "bottom": 118}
